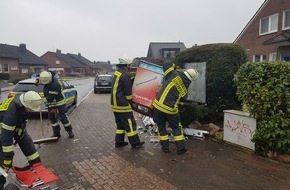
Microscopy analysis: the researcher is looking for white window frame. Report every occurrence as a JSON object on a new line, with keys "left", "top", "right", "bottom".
{"left": 0, "top": 64, "right": 2, "bottom": 73}
{"left": 283, "top": 9, "right": 290, "bottom": 30}
{"left": 269, "top": 52, "right": 277, "bottom": 61}
{"left": 259, "top": 13, "right": 278, "bottom": 35}
{"left": 253, "top": 55, "right": 266, "bottom": 62}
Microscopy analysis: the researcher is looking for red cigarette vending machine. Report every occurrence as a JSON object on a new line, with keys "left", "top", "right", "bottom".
{"left": 132, "top": 60, "right": 164, "bottom": 116}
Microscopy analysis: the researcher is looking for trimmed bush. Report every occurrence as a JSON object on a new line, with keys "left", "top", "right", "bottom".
{"left": 0, "top": 73, "right": 10, "bottom": 80}
{"left": 234, "top": 61, "right": 290, "bottom": 156}
{"left": 9, "top": 74, "right": 31, "bottom": 84}
{"left": 174, "top": 43, "right": 247, "bottom": 123}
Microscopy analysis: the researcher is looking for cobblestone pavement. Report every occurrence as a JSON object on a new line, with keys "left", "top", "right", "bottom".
{"left": 13, "top": 92, "right": 290, "bottom": 190}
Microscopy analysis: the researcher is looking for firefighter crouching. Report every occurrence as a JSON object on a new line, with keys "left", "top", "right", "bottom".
{"left": 152, "top": 62, "right": 198, "bottom": 155}
{"left": 0, "top": 91, "right": 43, "bottom": 189}
{"left": 111, "top": 58, "right": 145, "bottom": 148}
{"left": 39, "top": 71, "right": 74, "bottom": 138}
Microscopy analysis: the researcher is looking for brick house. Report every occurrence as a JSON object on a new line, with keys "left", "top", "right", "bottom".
{"left": 0, "top": 43, "right": 48, "bottom": 75}
{"left": 235, "top": 0, "right": 290, "bottom": 62}
{"left": 41, "top": 49, "right": 85, "bottom": 77}
{"left": 67, "top": 53, "right": 109, "bottom": 76}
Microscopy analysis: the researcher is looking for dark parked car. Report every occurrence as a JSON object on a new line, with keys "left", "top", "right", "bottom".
{"left": 66, "top": 72, "right": 81, "bottom": 77}
{"left": 94, "top": 74, "right": 113, "bottom": 94}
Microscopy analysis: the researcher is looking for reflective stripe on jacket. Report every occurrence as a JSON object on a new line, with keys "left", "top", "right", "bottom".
{"left": 43, "top": 78, "right": 66, "bottom": 107}
{"left": 111, "top": 68, "right": 133, "bottom": 113}
{"left": 153, "top": 66, "right": 190, "bottom": 115}
{"left": 0, "top": 95, "right": 27, "bottom": 160}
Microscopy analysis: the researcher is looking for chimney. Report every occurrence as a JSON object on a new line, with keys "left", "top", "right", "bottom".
{"left": 19, "top": 43, "right": 26, "bottom": 52}
{"left": 78, "top": 53, "right": 81, "bottom": 58}
{"left": 56, "top": 49, "right": 61, "bottom": 54}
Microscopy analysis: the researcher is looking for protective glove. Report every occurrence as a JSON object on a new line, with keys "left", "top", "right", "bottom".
{"left": 34, "top": 78, "right": 40, "bottom": 86}
{"left": 50, "top": 108, "right": 59, "bottom": 114}
{"left": 3, "top": 159, "right": 12, "bottom": 172}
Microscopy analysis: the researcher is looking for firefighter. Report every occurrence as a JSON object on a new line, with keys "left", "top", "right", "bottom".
{"left": 0, "top": 91, "right": 43, "bottom": 189}
{"left": 39, "top": 71, "right": 74, "bottom": 138}
{"left": 111, "top": 58, "right": 145, "bottom": 148}
{"left": 152, "top": 62, "right": 198, "bottom": 155}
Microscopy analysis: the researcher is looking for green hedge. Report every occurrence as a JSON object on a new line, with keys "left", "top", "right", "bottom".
{"left": 9, "top": 74, "right": 31, "bottom": 84}
{"left": 174, "top": 43, "right": 247, "bottom": 123}
{"left": 234, "top": 61, "right": 290, "bottom": 156}
{"left": 0, "top": 73, "right": 10, "bottom": 80}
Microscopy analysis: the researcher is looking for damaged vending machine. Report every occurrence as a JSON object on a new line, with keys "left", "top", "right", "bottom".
{"left": 131, "top": 60, "right": 164, "bottom": 142}
{"left": 131, "top": 60, "right": 164, "bottom": 117}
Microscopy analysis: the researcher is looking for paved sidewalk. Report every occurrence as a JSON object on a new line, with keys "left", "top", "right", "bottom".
{"left": 15, "top": 92, "right": 290, "bottom": 190}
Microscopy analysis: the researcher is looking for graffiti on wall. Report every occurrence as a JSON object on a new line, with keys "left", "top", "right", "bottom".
{"left": 223, "top": 110, "right": 256, "bottom": 150}
{"left": 224, "top": 119, "right": 255, "bottom": 138}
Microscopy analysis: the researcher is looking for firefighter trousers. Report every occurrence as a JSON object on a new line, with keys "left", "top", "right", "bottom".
{"left": 48, "top": 104, "right": 73, "bottom": 135}
{"left": 152, "top": 109, "right": 186, "bottom": 152}
{"left": 113, "top": 112, "right": 141, "bottom": 146}
{"left": 0, "top": 131, "right": 41, "bottom": 185}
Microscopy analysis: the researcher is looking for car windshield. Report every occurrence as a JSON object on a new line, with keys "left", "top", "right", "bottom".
{"left": 13, "top": 83, "right": 44, "bottom": 92}
{"left": 97, "top": 76, "right": 112, "bottom": 82}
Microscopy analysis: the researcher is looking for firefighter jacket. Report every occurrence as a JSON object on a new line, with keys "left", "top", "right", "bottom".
{"left": 153, "top": 66, "right": 192, "bottom": 115}
{"left": 111, "top": 67, "right": 133, "bottom": 113}
{"left": 0, "top": 95, "right": 29, "bottom": 160}
{"left": 43, "top": 77, "right": 66, "bottom": 108}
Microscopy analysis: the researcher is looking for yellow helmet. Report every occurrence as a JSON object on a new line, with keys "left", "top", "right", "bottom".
{"left": 20, "top": 91, "right": 43, "bottom": 111}
{"left": 184, "top": 69, "right": 198, "bottom": 81}
{"left": 39, "top": 71, "right": 52, "bottom": 84}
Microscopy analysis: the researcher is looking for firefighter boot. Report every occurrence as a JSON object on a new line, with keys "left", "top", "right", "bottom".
{"left": 176, "top": 140, "right": 187, "bottom": 155}
{"left": 66, "top": 126, "right": 74, "bottom": 138}
{"left": 52, "top": 125, "right": 61, "bottom": 138}
{"left": 115, "top": 133, "right": 129, "bottom": 147}
{"left": 68, "top": 132, "right": 74, "bottom": 138}
{"left": 160, "top": 140, "right": 170, "bottom": 153}
{"left": 129, "top": 135, "right": 145, "bottom": 148}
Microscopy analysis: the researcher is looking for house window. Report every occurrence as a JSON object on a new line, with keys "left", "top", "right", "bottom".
{"left": 0, "top": 64, "right": 2, "bottom": 73}
{"left": 11, "top": 66, "right": 18, "bottom": 71}
{"left": 3, "top": 64, "right": 9, "bottom": 73}
{"left": 269, "top": 53, "right": 277, "bottom": 61}
{"left": 282, "top": 54, "right": 290, "bottom": 61}
{"left": 283, "top": 9, "right": 290, "bottom": 30}
{"left": 56, "top": 60, "right": 60, "bottom": 64}
{"left": 260, "top": 14, "right": 278, "bottom": 35}
{"left": 162, "top": 50, "right": 177, "bottom": 58}
{"left": 253, "top": 55, "right": 266, "bottom": 62}
{"left": 163, "top": 51, "right": 170, "bottom": 58}
{"left": 169, "top": 51, "right": 176, "bottom": 58}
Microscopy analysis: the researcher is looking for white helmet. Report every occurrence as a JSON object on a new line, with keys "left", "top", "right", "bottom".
{"left": 184, "top": 69, "right": 198, "bottom": 81}
{"left": 118, "top": 58, "right": 132, "bottom": 65}
{"left": 20, "top": 91, "right": 43, "bottom": 111}
{"left": 39, "top": 71, "right": 52, "bottom": 84}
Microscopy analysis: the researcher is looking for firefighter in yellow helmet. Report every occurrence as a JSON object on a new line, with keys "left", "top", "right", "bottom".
{"left": 152, "top": 62, "right": 198, "bottom": 155}
{"left": 0, "top": 91, "right": 43, "bottom": 188}
{"left": 39, "top": 71, "right": 74, "bottom": 138}
{"left": 111, "top": 58, "right": 145, "bottom": 148}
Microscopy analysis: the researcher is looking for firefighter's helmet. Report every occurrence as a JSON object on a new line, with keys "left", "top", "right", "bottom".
{"left": 39, "top": 71, "right": 52, "bottom": 84}
{"left": 117, "top": 58, "right": 132, "bottom": 65}
{"left": 20, "top": 91, "right": 43, "bottom": 111}
{"left": 184, "top": 69, "right": 198, "bottom": 81}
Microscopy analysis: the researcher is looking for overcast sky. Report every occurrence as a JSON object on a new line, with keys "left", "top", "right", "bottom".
{"left": 0, "top": 0, "right": 265, "bottom": 63}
